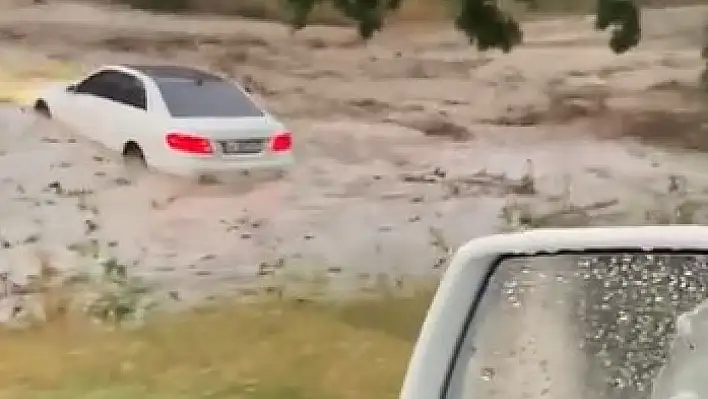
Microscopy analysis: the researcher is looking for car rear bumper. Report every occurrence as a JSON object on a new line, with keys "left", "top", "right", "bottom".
{"left": 155, "top": 152, "right": 294, "bottom": 178}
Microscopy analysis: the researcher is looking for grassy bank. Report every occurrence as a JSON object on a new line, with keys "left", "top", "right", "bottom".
{"left": 0, "top": 292, "right": 433, "bottom": 399}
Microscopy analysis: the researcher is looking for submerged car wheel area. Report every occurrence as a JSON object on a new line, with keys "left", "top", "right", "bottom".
{"left": 33, "top": 99, "right": 51, "bottom": 118}
{"left": 122, "top": 140, "right": 148, "bottom": 174}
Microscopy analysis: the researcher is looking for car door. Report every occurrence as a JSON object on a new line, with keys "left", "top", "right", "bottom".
{"left": 68, "top": 70, "right": 148, "bottom": 152}
{"left": 98, "top": 72, "right": 148, "bottom": 152}
{"left": 66, "top": 70, "right": 119, "bottom": 145}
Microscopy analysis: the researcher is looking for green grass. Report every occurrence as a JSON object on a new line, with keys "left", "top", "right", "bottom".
{"left": 0, "top": 292, "right": 434, "bottom": 399}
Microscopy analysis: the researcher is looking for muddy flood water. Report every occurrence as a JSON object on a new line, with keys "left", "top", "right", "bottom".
{"left": 2, "top": 2, "right": 708, "bottom": 304}
{"left": 2, "top": 104, "right": 708, "bottom": 304}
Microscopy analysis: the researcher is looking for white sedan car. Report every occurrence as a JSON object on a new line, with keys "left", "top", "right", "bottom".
{"left": 33, "top": 64, "right": 293, "bottom": 179}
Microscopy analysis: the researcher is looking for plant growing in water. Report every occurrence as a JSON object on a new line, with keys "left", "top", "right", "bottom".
{"left": 82, "top": 257, "right": 157, "bottom": 327}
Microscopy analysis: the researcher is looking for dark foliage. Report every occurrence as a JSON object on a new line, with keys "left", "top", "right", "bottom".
{"left": 117, "top": 0, "right": 190, "bottom": 12}
{"left": 454, "top": 0, "right": 522, "bottom": 53}
{"left": 283, "top": 0, "right": 321, "bottom": 31}
{"left": 284, "top": 0, "right": 641, "bottom": 53}
{"left": 596, "top": 0, "right": 641, "bottom": 53}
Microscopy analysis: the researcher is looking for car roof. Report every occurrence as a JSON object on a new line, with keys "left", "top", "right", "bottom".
{"left": 119, "top": 64, "right": 225, "bottom": 82}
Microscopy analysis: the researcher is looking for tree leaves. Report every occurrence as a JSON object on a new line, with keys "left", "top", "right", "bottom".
{"left": 282, "top": 0, "right": 641, "bottom": 54}
{"left": 595, "top": 0, "right": 641, "bottom": 54}
{"left": 332, "top": 0, "right": 385, "bottom": 40}
{"left": 454, "top": 0, "right": 522, "bottom": 53}
{"left": 283, "top": 0, "right": 321, "bottom": 32}
{"left": 386, "top": 0, "right": 403, "bottom": 10}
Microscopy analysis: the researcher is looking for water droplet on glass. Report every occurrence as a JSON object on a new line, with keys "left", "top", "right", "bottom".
{"left": 465, "top": 253, "right": 708, "bottom": 397}
{"left": 503, "top": 280, "right": 518, "bottom": 289}
{"left": 618, "top": 311, "right": 630, "bottom": 324}
{"left": 480, "top": 367, "right": 496, "bottom": 381}
{"left": 609, "top": 377, "right": 626, "bottom": 390}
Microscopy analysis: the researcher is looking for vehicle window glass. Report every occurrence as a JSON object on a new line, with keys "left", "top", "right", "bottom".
{"left": 76, "top": 71, "right": 146, "bottom": 110}
{"left": 112, "top": 73, "right": 147, "bottom": 110}
{"left": 446, "top": 252, "right": 708, "bottom": 399}
{"left": 155, "top": 78, "right": 263, "bottom": 118}
{"left": 75, "top": 71, "right": 115, "bottom": 98}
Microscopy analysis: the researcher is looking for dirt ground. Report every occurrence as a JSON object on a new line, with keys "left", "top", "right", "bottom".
{"left": 2, "top": 2, "right": 708, "bottom": 304}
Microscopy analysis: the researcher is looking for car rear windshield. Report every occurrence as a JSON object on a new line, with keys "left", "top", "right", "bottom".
{"left": 155, "top": 78, "right": 264, "bottom": 118}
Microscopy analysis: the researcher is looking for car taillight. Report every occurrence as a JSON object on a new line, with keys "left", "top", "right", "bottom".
{"left": 165, "top": 132, "right": 213, "bottom": 155}
{"left": 270, "top": 131, "right": 292, "bottom": 152}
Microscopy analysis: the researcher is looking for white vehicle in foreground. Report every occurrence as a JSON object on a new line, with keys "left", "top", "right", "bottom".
{"left": 33, "top": 64, "right": 293, "bottom": 179}
{"left": 402, "top": 225, "right": 708, "bottom": 399}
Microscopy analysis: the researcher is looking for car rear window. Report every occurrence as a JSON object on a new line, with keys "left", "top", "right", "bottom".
{"left": 155, "top": 78, "right": 264, "bottom": 118}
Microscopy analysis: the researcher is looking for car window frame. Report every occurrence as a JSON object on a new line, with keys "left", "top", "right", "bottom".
{"left": 75, "top": 70, "right": 147, "bottom": 111}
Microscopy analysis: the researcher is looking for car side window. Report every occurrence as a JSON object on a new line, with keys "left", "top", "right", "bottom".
{"left": 75, "top": 71, "right": 114, "bottom": 98}
{"left": 112, "top": 73, "right": 147, "bottom": 110}
{"left": 75, "top": 71, "right": 147, "bottom": 110}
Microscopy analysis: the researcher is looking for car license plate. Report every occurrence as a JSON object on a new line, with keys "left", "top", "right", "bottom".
{"left": 221, "top": 139, "right": 263, "bottom": 154}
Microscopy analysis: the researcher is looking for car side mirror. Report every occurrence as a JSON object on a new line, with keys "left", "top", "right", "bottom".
{"left": 400, "top": 226, "right": 708, "bottom": 399}
{"left": 66, "top": 84, "right": 77, "bottom": 93}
